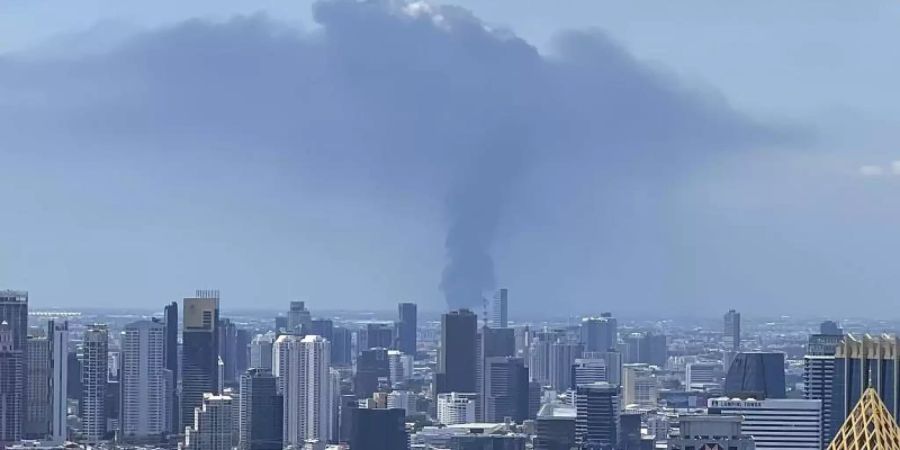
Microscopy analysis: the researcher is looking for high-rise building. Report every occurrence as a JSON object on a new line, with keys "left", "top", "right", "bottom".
{"left": 549, "top": 340, "right": 583, "bottom": 392}
{"left": 82, "top": 324, "right": 109, "bottom": 443}
{"left": 239, "top": 368, "right": 283, "bottom": 450}
{"left": 580, "top": 313, "right": 617, "bottom": 353}
{"left": 182, "top": 292, "right": 220, "bottom": 431}
{"left": 184, "top": 393, "right": 233, "bottom": 450}
{"left": 249, "top": 334, "right": 274, "bottom": 370}
{"left": 685, "top": 362, "right": 721, "bottom": 389}
{"left": 361, "top": 323, "right": 394, "bottom": 351}
{"left": 397, "top": 303, "right": 417, "bottom": 356}
{"left": 476, "top": 326, "right": 516, "bottom": 419}
{"left": 0, "top": 291, "right": 28, "bottom": 352}
{"left": 283, "top": 335, "right": 332, "bottom": 446}
{"left": 331, "top": 327, "right": 352, "bottom": 367}
{"left": 25, "top": 335, "right": 51, "bottom": 438}
{"left": 436, "top": 309, "right": 478, "bottom": 395}
{"left": 805, "top": 334, "right": 841, "bottom": 443}
{"left": 571, "top": 358, "right": 607, "bottom": 387}
{"left": 725, "top": 309, "right": 741, "bottom": 352}
{"left": 386, "top": 390, "right": 416, "bottom": 414}
{"left": 286, "top": 301, "right": 311, "bottom": 335}
{"left": 491, "top": 289, "right": 508, "bottom": 328}
{"left": 308, "top": 319, "right": 333, "bottom": 343}
{"left": 709, "top": 397, "right": 822, "bottom": 450}
{"left": 49, "top": 320, "right": 69, "bottom": 443}
{"left": 121, "top": 320, "right": 167, "bottom": 439}
{"left": 534, "top": 403, "right": 577, "bottom": 450}
{"left": 163, "top": 301, "right": 179, "bottom": 433}
{"left": 830, "top": 335, "right": 900, "bottom": 440}
{"left": 667, "top": 415, "right": 756, "bottom": 450}
{"left": 575, "top": 382, "right": 620, "bottom": 449}
{"left": 623, "top": 332, "right": 667, "bottom": 367}
{"left": 724, "top": 352, "right": 786, "bottom": 399}
{"left": 0, "top": 321, "right": 24, "bottom": 445}
{"left": 387, "top": 350, "right": 413, "bottom": 385}
{"left": 827, "top": 388, "right": 900, "bottom": 450}
{"left": 351, "top": 408, "right": 408, "bottom": 450}
{"left": 218, "top": 318, "right": 239, "bottom": 386}
{"left": 622, "top": 365, "right": 658, "bottom": 407}
{"left": 483, "top": 356, "right": 529, "bottom": 422}
{"left": 355, "top": 348, "right": 389, "bottom": 398}
{"left": 274, "top": 316, "right": 288, "bottom": 335}
{"left": 437, "top": 392, "right": 477, "bottom": 425}
{"left": 820, "top": 320, "right": 843, "bottom": 336}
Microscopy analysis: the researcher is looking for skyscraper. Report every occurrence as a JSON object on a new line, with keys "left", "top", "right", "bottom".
{"left": 549, "top": 340, "right": 583, "bottom": 392}
{"left": 827, "top": 388, "right": 900, "bottom": 450}
{"left": 308, "top": 319, "right": 333, "bottom": 343}
{"left": 580, "top": 313, "right": 617, "bottom": 353}
{"left": 283, "top": 335, "right": 332, "bottom": 446}
{"left": 121, "top": 320, "right": 167, "bottom": 439}
{"left": 708, "top": 397, "right": 822, "bottom": 450}
{"left": 0, "top": 321, "right": 24, "bottom": 445}
{"left": 623, "top": 332, "right": 667, "bottom": 367}
{"left": 0, "top": 291, "right": 28, "bottom": 352}
{"left": 725, "top": 309, "right": 741, "bottom": 352}
{"left": 355, "top": 348, "right": 389, "bottom": 398}
{"left": 218, "top": 318, "right": 239, "bottom": 386}
{"left": 163, "top": 301, "right": 179, "bottom": 433}
{"left": 25, "top": 335, "right": 51, "bottom": 438}
{"left": 182, "top": 292, "right": 220, "bottom": 431}
{"left": 331, "top": 327, "right": 352, "bottom": 367}
{"left": 351, "top": 408, "right": 408, "bottom": 450}
{"left": 249, "top": 334, "right": 274, "bottom": 370}
{"left": 397, "top": 303, "right": 417, "bottom": 355}
{"left": 534, "top": 403, "right": 577, "bottom": 450}
{"left": 820, "top": 320, "right": 843, "bottom": 336}
{"left": 622, "top": 365, "right": 659, "bottom": 407}
{"left": 437, "top": 392, "right": 477, "bottom": 425}
{"left": 184, "top": 393, "right": 233, "bottom": 450}
{"left": 830, "top": 335, "right": 900, "bottom": 440}
{"left": 436, "top": 309, "right": 477, "bottom": 395}
{"left": 491, "top": 289, "right": 508, "bottom": 328}
{"left": 286, "top": 301, "right": 311, "bottom": 335}
{"left": 575, "top": 382, "right": 620, "bottom": 449}
{"left": 82, "top": 324, "right": 109, "bottom": 443}
{"left": 805, "top": 333, "right": 842, "bottom": 443}
{"left": 724, "top": 352, "right": 786, "bottom": 399}
{"left": 239, "top": 368, "right": 283, "bottom": 450}
{"left": 49, "top": 320, "right": 68, "bottom": 443}
{"left": 361, "top": 323, "right": 394, "bottom": 351}
{"left": 483, "top": 356, "right": 529, "bottom": 422}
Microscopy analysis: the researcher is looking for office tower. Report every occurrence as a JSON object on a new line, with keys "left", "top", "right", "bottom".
{"left": 331, "top": 327, "right": 352, "bottom": 367}
{"left": 387, "top": 350, "right": 413, "bottom": 385}
{"left": 668, "top": 415, "right": 756, "bottom": 450}
{"left": 49, "top": 321, "right": 68, "bottom": 442}
{"left": 82, "top": 324, "right": 109, "bottom": 443}
{"left": 67, "top": 351, "right": 82, "bottom": 401}
{"left": 724, "top": 352, "right": 786, "bottom": 399}
{"left": 236, "top": 329, "right": 250, "bottom": 378}
{"left": 549, "top": 340, "right": 583, "bottom": 392}
{"left": 436, "top": 309, "right": 478, "bottom": 395}
{"left": 476, "top": 326, "right": 516, "bottom": 419}
{"left": 218, "top": 318, "right": 239, "bottom": 386}
{"left": 249, "top": 334, "right": 274, "bottom": 370}
{"left": 529, "top": 330, "right": 563, "bottom": 386}
{"left": 483, "top": 356, "right": 529, "bottom": 422}
{"left": 572, "top": 358, "right": 607, "bottom": 386}
{"left": 106, "top": 378, "right": 121, "bottom": 438}
{"left": 397, "top": 303, "right": 417, "bottom": 356}
{"left": 274, "top": 316, "right": 288, "bottom": 335}
{"left": 386, "top": 390, "right": 416, "bottom": 414}
{"left": 121, "top": 320, "right": 166, "bottom": 439}
{"left": 575, "top": 382, "right": 620, "bottom": 449}
{"left": 283, "top": 335, "right": 332, "bottom": 446}
{"left": 820, "top": 320, "right": 843, "bottom": 336}
{"left": 272, "top": 334, "right": 294, "bottom": 394}
{"left": 623, "top": 332, "right": 667, "bottom": 367}
{"left": 827, "top": 388, "right": 900, "bottom": 450}
{"left": 725, "top": 309, "right": 741, "bottom": 352}
{"left": 25, "top": 335, "right": 51, "bottom": 438}
{"left": 580, "top": 313, "right": 617, "bottom": 353}
{"left": 182, "top": 292, "right": 220, "bottom": 430}
{"left": 622, "top": 365, "right": 658, "bottom": 407}
{"left": 338, "top": 394, "right": 357, "bottom": 443}
{"left": 0, "top": 291, "right": 27, "bottom": 352}
{"left": 582, "top": 350, "right": 622, "bottom": 387}
{"left": 491, "top": 289, "right": 508, "bottom": 328}
{"left": 286, "top": 301, "right": 311, "bottom": 335}
{"left": 184, "top": 393, "right": 233, "bottom": 450}
{"left": 618, "top": 413, "right": 643, "bottom": 450}
{"left": 685, "top": 362, "right": 721, "bottom": 389}
{"left": 805, "top": 334, "right": 841, "bottom": 443}
{"left": 0, "top": 321, "right": 24, "bottom": 444}
{"left": 239, "top": 369, "right": 282, "bottom": 450}
{"left": 308, "top": 319, "right": 333, "bottom": 343}
{"left": 830, "top": 335, "right": 900, "bottom": 440}
{"left": 437, "top": 393, "right": 477, "bottom": 425}
{"left": 535, "top": 403, "right": 577, "bottom": 450}
{"left": 709, "top": 397, "right": 822, "bottom": 450}
{"left": 351, "top": 408, "right": 408, "bottom": 450}
{"left": 163, "top": 301, "right": 179, "bottom": 433}
{"left": 361, "top": 323, "right": 394, "bottom": 351}
{"left": 355, "top": 348, "right": 389, "bottom": 398}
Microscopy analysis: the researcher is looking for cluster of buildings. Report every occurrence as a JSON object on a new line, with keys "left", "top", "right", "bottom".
{"left": 2, "top": 289, "right": 900, "bottom": 450}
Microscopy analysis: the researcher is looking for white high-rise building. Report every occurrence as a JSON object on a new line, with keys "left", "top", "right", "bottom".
{"left": 685, "top": 362, "right": 721, "bottom": 389}
{"left": 50, "top": 321, "right": 68, "bottom": 443}
{"left": 437, "top": 392, "right": 477, "bottom": 425}
{"left": 250, "top": 334, "right": 274, "bottom": 370}
{"left": 622, "top": 365, "right": 658, "bottom": 407}
{"left": 272, "top": 334, "right": 293, "bottom": 394}
{"left": 387, "top": 350, "right": 413, "bottom": 385}
{"left": 491, "top": 289, "right": 508, "bottom": 328}
{"left": 708, "top": 397, "right": 823, "bottom": 450}
{"left": 185, "top": 393, "right": 233, "bottom": 450}
{"left": 387, "top": 390, "right": 416, "bottom": 414}
{"left": 283, "top": 335, "right": 332, "bottom": 447}
{"left": 121, "top": 320, "right": 167, "bottom": 438}
{"left": 572, "top": 358, "right": 608, "bottom": 386}
{"left": 82, "top": 324, "right": 109, "bottom": 444}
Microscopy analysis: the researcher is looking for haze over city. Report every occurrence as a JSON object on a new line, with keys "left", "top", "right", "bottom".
{"left": 4, "top": 0, "right": 900, "bottom": 316}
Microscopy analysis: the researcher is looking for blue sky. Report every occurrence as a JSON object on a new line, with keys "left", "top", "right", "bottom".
{"left": 2, "top": 0, "right": 899, "bottom": 316}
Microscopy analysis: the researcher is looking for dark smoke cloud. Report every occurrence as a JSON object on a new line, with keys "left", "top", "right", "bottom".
{"left": 0, "top": 0, "right": 774, "bottom": 311}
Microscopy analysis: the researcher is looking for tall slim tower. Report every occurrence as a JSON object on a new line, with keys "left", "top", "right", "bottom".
{"left": 163, "top": 301, "right": 179, "bottom": 433}
{"left": 184, "top": 393, "right": 233, "bottom": 450}
{"left": 283, "top": 335, "right": 332, "bottom": 446}
{"left": 182, "top": 292, "right": 220, "bottom": 431}
{"left": 286, "top": 301, "right": 311, "bottom": 335}
{"left": 49, "top": 320, "right": 69, "bottom": 443}
{"left": 436, "top": 309, "right": 478, "bottom": 395}
{"left": 121, "top": 320, "right": 167, "bottom": 439}
{"left": 25, "top": 334, "right": 51, "bottom": 438}
{"left": 0, "top": 291, "right": 28, "bottom": 352}
{"left": 575, "top": 382, "right": 620, "bottom": 449}
{"left": 397, "top": 303, "right": 417, "bottom": 356}
{"left": 81, "top": 324, "right": 109, "bottom": 443}
{"left": 581, "top": 313, "right": 617, "bottom": 353}
{"left": 239, "top": 368, "right": 283, "bottom": 450}
{"left": 724, "top": 309, "right": 741, "bottom": 352}
{"left": 0, "top": 321, "right": 24, "bottom": 445}
{"left": 491, "top": 289, "right": 509, "bottom": 328}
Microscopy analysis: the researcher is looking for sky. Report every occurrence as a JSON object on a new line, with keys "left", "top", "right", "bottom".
{"left": 2, "top": 0, "right": 900, "bottom": 317}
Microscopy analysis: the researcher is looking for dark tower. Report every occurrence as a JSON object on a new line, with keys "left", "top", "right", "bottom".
{"left": 724, "top": 351, "right": 786, "bottom": 399}
{"left": 436, "top": 309, "right": 478, "bottom": 395}
{"left": 239, "top": 369, "right": 283, "bottom": 450}
{"left": 163, "top": 301, "right": 179, "bottom": 432}
{"left": 351, "top": 408, "right": 408, "bottom": 450}
{"left": 181, "top": 292, "right": 220, "bottom": 430}
{"left": 397, "top": 303, "right": 417, "bottom": 356}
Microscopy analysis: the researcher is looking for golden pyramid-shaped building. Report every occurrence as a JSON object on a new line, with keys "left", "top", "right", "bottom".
{"left": 827, "top": 388, "right": 900, "bottom": 450}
